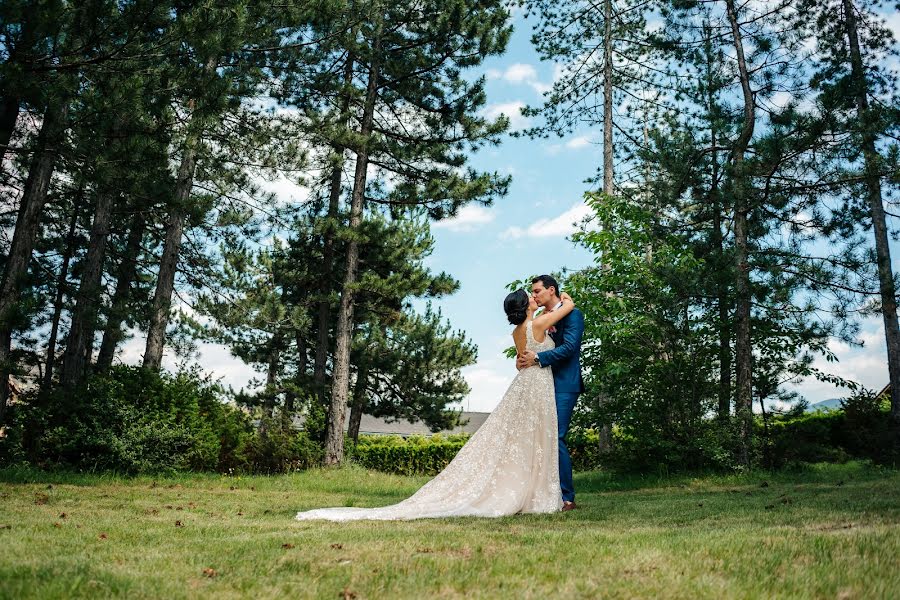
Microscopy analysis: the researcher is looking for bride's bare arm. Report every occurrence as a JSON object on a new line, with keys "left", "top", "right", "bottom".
{"left": 532, "top": 292, "right": 575, "bottom": 333}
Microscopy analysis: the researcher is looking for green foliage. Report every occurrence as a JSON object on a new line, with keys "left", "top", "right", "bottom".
{"left": 0, "top": 366, "right": 338, "bottom": 475}
{"left": 568, "top": 192, "right": 731, "bottom": 471}
{"left": 349, "top": 434, "right": 470, "bottom": 475}
{"left": 765, "top": 410, "right": 851, "bottom": 467}
{"left": 29, "top": 366, "right": 244, "bottom": 473}
{"left": 763, "top": 392, "right": 897, "bottom": 467}
{"left": 240, "top": 418, "right": 323, "bottom": 474}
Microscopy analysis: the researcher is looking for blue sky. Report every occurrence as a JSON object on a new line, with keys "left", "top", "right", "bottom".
{"left": 420, "top": 9, "right": 896, "bottom": 412}
{"left": 124, "top": 8, "right": 895, "bottom": 413}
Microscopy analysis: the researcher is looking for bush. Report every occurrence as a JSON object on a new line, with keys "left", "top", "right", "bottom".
{"left": 763, "top": 393, "right": 896, "bottom": 467}
{"left": 16, "top": 366, "right": 254, "bottom": 474}
{"left": 241, "top": 418, "right": 323, "bottom": 474}
{"left": 350, "top": 434, "right": 468, "bottom": 475}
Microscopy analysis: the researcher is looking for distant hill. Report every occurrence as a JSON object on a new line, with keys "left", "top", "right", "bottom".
{"left": 806, "top": 398, "right": 843, "bottom": 412}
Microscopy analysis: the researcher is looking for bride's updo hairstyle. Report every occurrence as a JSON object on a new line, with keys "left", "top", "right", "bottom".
{"left": 504, "top": 289, "right": 529, "bottom": 325}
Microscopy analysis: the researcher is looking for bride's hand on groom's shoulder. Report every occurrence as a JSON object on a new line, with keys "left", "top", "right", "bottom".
{"left": 561, "top": 292, "right": 573, "bottom": 303}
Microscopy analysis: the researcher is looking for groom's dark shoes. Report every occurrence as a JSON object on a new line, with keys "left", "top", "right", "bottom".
{"left": 562, "top": 501, "right": 577, "bottom": 512}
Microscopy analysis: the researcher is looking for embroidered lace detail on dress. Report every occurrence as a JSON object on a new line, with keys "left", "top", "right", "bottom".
{"left": 295, "top": 320, "right": 562, "bottom": 521}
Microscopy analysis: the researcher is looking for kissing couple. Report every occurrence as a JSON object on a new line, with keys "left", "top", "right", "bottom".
{"left": 295, "top": 274, "right": 585, "bottom": 521}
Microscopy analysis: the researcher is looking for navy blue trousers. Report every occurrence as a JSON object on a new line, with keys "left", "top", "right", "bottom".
{"left": 556, "top": 391, "right": 579, "bottom": 503}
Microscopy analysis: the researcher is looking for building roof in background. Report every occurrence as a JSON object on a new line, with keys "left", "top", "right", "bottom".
{"left": 355, "top": 412, "right": 490, "bottom": 436}
{"left": 292, "top": 411, "right": 491, "bottom": 437}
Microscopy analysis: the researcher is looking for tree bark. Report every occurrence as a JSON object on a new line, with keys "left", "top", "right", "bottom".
{"left": 43, "top": 180, "right": 85, "bottom": 390}
{"left": 143, "top": 55, "right": 216, "bottom": 372}
{"left": 714, "top": 192, "right": 731, "bottom": 421}
{"left": 60, "top": 189, "right": 115, "bottom": 387}
{"left": 595, "top": 0, "right": 615, "bottom": 453}
{"left": 602, "top": 0, "right": 614, "bottom": 196}
{"left": 0, "top": 98, "right": 69, "bottom": 420}
{"left": 704, "top": 21, "right": 731, "bottom": 422}
{"left": 324, "top": 29, "right": 381, "bottom": 466}
{"left": 347, "top": 359, "right": 369, "bottom": 443}
{"left": 142, "top": 211, "right": 187, "bottom": 371}
{"left": 288, "top": 331, "right": 307, "bottom": 417}
{"left": 264, "top": 330, "right": 283, "bottom": 419}
{"left": 314, "top": 53, "right": 355, "bottom": 398}
{"left": 96, "top": 212, "right": 145, "bottom": 372}
{"left": 142, "top": 139, "right": 196, "bottom": 371}
{"left": 842, "top": 0, "right": 900, "bottom": 431}
{"left": 725, "top": 0, "right": 756, "bottom": 467}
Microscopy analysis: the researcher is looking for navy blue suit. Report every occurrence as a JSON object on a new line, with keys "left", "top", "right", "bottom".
{"left": 536, "top": 307, "right": 584, "bottom": 503}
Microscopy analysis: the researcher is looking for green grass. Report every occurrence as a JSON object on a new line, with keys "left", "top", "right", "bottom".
{"left": 1, "top": 461, "right": 899, "bottom": 599}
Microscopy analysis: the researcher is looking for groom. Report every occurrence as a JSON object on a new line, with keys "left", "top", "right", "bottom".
{"left": 517, "top": 275, "right": 585, "bottom": 512}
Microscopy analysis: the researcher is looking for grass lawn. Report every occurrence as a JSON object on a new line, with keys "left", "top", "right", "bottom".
{"left": 1, "top": 461, "right": 899, "bottom": 599}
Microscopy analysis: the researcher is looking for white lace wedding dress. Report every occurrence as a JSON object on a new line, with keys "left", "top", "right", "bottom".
{"left": 295, "top": 320, "right": 562, "bottom": 521}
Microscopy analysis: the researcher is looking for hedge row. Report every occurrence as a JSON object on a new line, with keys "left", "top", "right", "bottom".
{"left": 347, "top": 432, "right": 605, "bottom": 476}
{"left": 350, "top": 436, "right": 467, "bottom": 476}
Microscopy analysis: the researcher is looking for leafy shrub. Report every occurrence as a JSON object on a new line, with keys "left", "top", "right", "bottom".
{"left": 350, "top": 432, "right": 617, "bottom": 475}
{"left": 27, "top": 366, "right": 252, "bottom": 474}
{"left": 350, "top": 434, "right": 468, "bottom": 475}
{"left": 839, "top": 392, "right": 896, "bottom": 462}
{"left": 763, "top": 392, "right": 896, "bottom": 467}
{"left": 568, "top": 429, "right": 602, "bottom": 472}
{"left": 241, "top": 417, "right": 323, "bottom": 473}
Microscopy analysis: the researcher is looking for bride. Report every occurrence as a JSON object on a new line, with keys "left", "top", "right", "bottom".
{"left": 294, "top": 289, "right": 576, "bottom": 521}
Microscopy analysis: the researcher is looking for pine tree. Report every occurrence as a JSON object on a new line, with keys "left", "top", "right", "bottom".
{"left": 807, "top": 0, "right": 900, "bottom": 438}
{"left": 293, "top": 0, "right": 513, "bottom": 465}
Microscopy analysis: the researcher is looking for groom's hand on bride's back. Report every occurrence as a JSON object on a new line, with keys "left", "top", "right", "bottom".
{"left": 516, "top": 350, "right": 537, "bottom": 370}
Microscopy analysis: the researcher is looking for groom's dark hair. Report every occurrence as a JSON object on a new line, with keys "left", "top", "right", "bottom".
{"left": 532, "top": 274, "right": 560, "bottom": 297}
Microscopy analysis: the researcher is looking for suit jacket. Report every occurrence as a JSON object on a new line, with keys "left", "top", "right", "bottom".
{"left": 536, "top": 307, "right": 585, "bottom": 394}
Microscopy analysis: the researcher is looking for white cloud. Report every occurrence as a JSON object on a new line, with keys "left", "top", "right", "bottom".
{"left": 486, "top": 62, "right": 553, "bottom": 95}
{"left": 258, "top": 174, "right": 309, "bottom": 205}
{"left": 117, "top": 330, "right": 258, "bottom": 392}
{"left": 449, "top": 335, "right": 518, "bottom": 412}
{"left": 787, "top": 318, "right": 890, "bottom": 404}
{"left": 504, "top": 63, "right": 538, "bottom": 83}
{"left": 482, "top": 100, "right": 531, "bottom": 131}
{"left": 500, "top": 202, "right": 593, "bottom": 240}
{"left": 544, "top": 143, "right": 562, "bottom": 156}
{"left": 565, "top": 135, "right": 593, "bottom": 149}
{"left": 433, "top": 204, "right": 497, "bottom": 232}
{"left": 544, "top": 133, "right": 597, "bottom": 155}
{"left": 456, "top": 364, "right": 515, "bottom": 412}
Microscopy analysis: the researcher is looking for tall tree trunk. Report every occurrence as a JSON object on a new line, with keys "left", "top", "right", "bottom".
{"left": 347, "top": 359, "right": 369, "bottom": 443}
{"left": 143, "top": 163, "right": 193, "bottom": 370}
{"left": 96, "top": 212, "right": 145, "bottom": 372}
{"left": 264, "top": 330, "right": 283, "bottom": 419}
{"left": 288, "top": 331, "right": 307, "bottom": 417}
{"left": 60, "top": 189, "right": 115, "bottom": 387}
{"left": 596, "top": 0, "right": 615, "bottom": 453}
{"left": 713, "top": 192, "right": 731, "bottom": 421}
{"left": 842, "top": 0, "right": 900, "bottom": 432}
{"left": 314, "top": 53, "right": 355, "bottom": 398}
{"left": 0, "top": 99, "right": 69, "bottom": 420}
{"left": 705, "top": 21, "right": 731, "bottom": 422}
{"left": 43, "top": 180, "right": 85, "bottom": 390}
{"left": 725, "top": 0, "right": 756, "bottom": 467}
{"left": 324, "top": 31, "right": 381, "bottom": 466}
{"left": 602, "top": 0, "right": 614, "bottom": 196}
{"left": 143, "top": 54, "right": 216, "bottom": 372}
